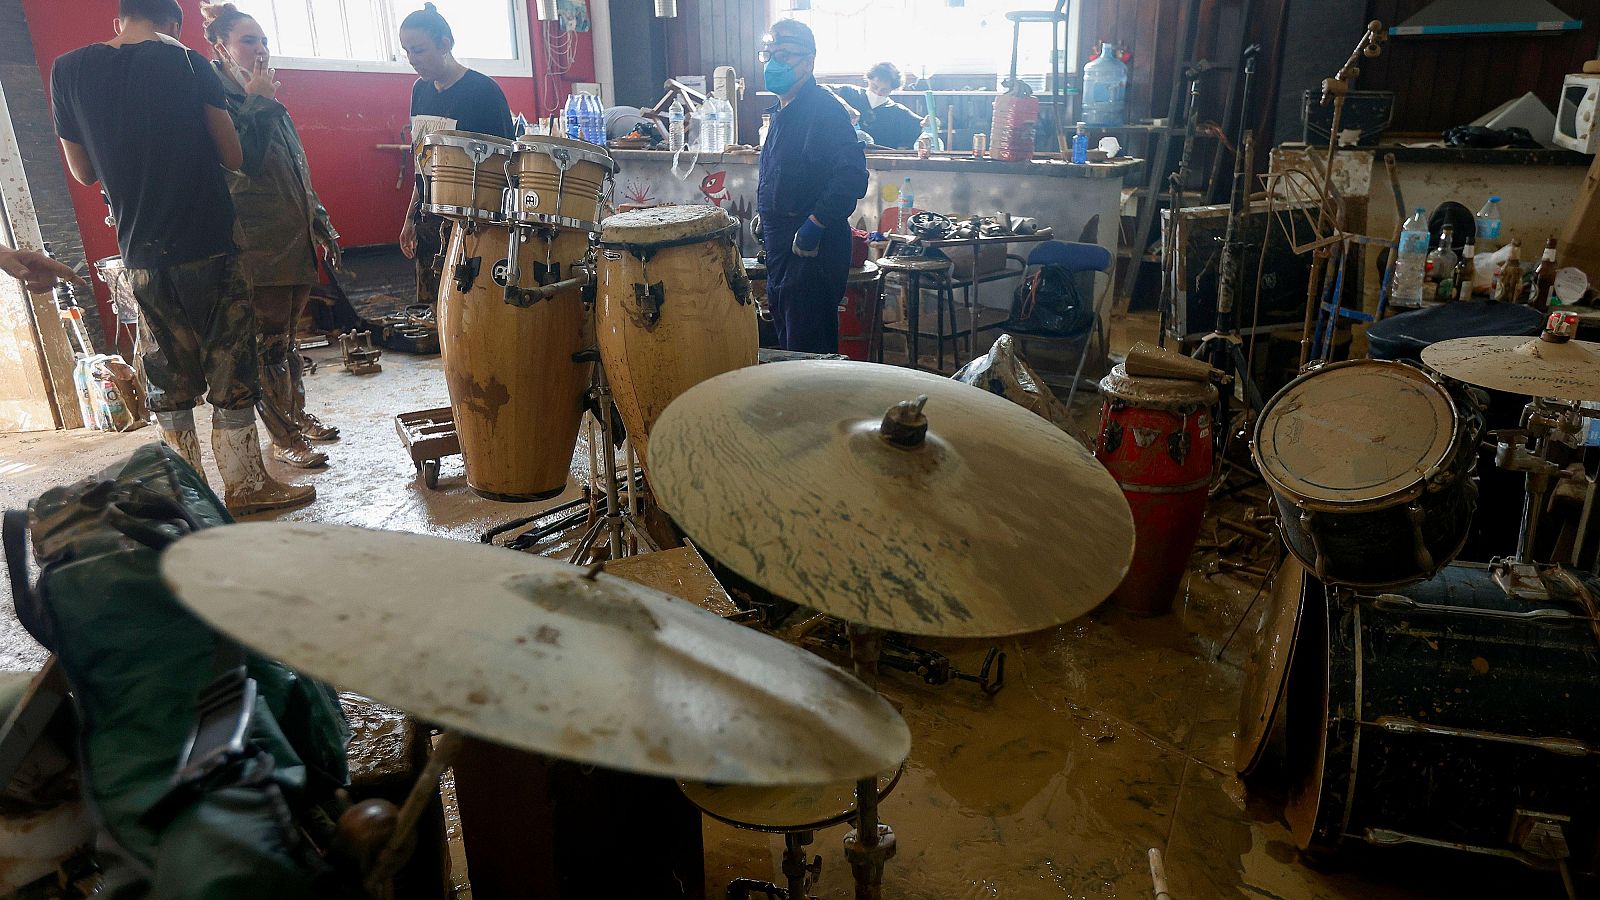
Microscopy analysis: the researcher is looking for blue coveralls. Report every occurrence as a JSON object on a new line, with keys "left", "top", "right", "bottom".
{"left": 758, "top": 78, "right": 870, "bottom": 354}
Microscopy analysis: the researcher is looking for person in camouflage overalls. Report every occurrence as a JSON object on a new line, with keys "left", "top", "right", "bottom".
{"left": 204, "top": 2, "right": 342, "bottom": 469}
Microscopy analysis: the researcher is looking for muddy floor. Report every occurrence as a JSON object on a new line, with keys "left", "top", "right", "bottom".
{"left": 0, "top": 330, "right": 1571, "bottom": 898}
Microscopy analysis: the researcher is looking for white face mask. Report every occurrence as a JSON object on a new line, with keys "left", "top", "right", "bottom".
{"left": 867, "top": 91, "right": 891, "bottom": 109}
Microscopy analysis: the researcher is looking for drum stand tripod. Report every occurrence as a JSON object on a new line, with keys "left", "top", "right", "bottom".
{"left": 568, "top": 357, "right": 657, "bottom": 563}
{"left": 1491, "top": 398, "right": 1596, "bottom": 600}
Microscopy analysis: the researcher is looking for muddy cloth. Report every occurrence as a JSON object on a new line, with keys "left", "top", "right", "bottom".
{"left": 4, "top": 443, "right": 350, "bottom": 899}
{"left": 252, "top": 285, "right": 314, "bottom": 448}
{"left": 128, "top": 254, "right": 260, "bottom": 414}
{"left": 758, "top": 77, "right": 869, "bottom": 353}
{"left": 214, "top": 62, "right": 336, "bottom": 288}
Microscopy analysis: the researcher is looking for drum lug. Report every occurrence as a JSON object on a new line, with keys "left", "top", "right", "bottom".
{"left": 1168, "top": 431, "right": 1191, "bottom": 465}
{"left": 1102, "top": 421, "right": 1123, "bottom": 454}
{"left": 725, "top": 257, "right": 753, "bottom": 306}
{"left": 1300, "top": 508, "right": 1329, "bottom": 581}
{"left": 454, "top": 256, "right": 482, "bottom": 293}
{"left": 1406, "top": 503, "right": 1435, "bottom": 576}
{"left": 535, "top": 261, "right": 562, "bottom": 287}
{"left": 633, "top": 282, "right": 666, "bottom": 329}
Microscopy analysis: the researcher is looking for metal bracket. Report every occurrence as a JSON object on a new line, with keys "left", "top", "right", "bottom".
{"left": 1168, "top": 430, "right": 1191, "bottom": 465}
{"left": 454, "top": 255, "right": 482, "bottom": 293}
{"left": 1102, "top": 420, "right": 1123, "bottom": 455}
{"left": 535, "top": 261, "right": 562, "bottom": 286}
{"left": 633, "top": 281, "right": 666, "bottom": 328}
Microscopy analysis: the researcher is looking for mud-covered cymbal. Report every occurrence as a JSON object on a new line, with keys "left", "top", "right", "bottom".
{"left": 1421, "top": 335, "right": 1600, "bottom": 401}
{"left": 646, "top": 360, "right": 1134, "bottom": 638}
{"left": 161, "top": 522, "right": 910, "bottom": 786}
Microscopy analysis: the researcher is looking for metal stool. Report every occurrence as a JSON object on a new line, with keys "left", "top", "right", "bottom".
{"left": 878, "top": 255, "right": 962, "bottom": 371}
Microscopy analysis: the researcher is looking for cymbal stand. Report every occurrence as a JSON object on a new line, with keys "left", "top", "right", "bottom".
{"left": 1491, "top": 397, "right": 1591, "bottom": 600}
{"left": 727, "top": 831, "right": 821, "bottom": 900}
{"left": 1294, "top": 21, "right": 1387, "bottom": 369}
{"left": 843, "top": 625, "right": 895, "bottom": 900}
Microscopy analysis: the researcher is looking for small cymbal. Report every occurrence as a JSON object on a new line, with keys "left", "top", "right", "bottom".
{"left": 161, "top": 523, "right": 910, "bottom": 786}
{"left": 680, "top": 765, "right": 903, "bottom": 833}
{"left": 647, "top": 360, "right": 1134, "bottom": 638}
{"left": 1421, "top": 335, "right": 1600, "bottom": 401}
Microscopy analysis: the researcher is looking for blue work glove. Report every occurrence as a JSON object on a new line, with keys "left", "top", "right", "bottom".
{"left": 792, "top": 217, "right": 825, "bottom": 257}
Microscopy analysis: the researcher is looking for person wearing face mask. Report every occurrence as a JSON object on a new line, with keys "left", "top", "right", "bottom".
{"left": 396, "top": 3, "right": 514, "bottom": 308}
{"left": 830, "top": 62, "right": 922, "bottom": 150}
{"left": 203, "top": 3, "right": 342, "bottom": 470}
{"left": 51, "top": 0, "right": 315, "bottom": 514}
{"left": 758, "top": 20, "right": 869, "bottom": 354}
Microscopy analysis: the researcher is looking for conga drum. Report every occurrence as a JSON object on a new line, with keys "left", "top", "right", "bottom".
{"left": 437, "top": 221, "right": 592, "bottom": 501}
{"left": 596, "top": 206, "right": 757, "bottom": 468}
{"left": 1095, "top": 365, "right": 1217, "bottom": 615}
{"left": 507, "top": 135, "right": 617, "bottom": 232}
{"left": 418, "top": 131, "right": 514, "bottom": 223}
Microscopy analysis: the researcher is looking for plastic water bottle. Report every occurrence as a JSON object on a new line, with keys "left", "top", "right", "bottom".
{"left": 1393, "top": 207, "right": 1430, "bottom": 307}
{"left": 699, "top": 98, "right": 723, "bottom": 152}
{"left": 1082, "top": 42, "right": 1129, "bottom": 126}
{"left": 668, "top": 98, "right": 686, "bottom": 153}
{"left": 1475, "top": 196, "right": 1503, "bottom": 246}
{"left": 714, "top": 97, "right": 735, "bottom": 150}
{"left": 564, "top": 94, "right": 581, "bottom": 140}
{"left": 1071, "top": 122, "right": 1089, "bottom": 164}
{"left": 897, "top": 175, "right": 914, "bottom": 220}
{"left": 586, "top": 94, "right": 605, "bottom": 144}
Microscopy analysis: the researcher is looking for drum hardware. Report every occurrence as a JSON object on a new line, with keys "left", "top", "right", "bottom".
{"left": 451, "top": 255, "right": 481, "bottom": 293}
{"left": 727, "top": 831, "right": 822, "bottom": 899}
{"left": 339, "top": 331, "right": 381, "bottom": 375}
{"left": 565, "top": 351, "right": 657, "bottom": 563}
{"left": 797, "top": 617, "right": 1007, "bottom": 695}
{"left": 633, "top": 281, "right": 667, "bottom": 328}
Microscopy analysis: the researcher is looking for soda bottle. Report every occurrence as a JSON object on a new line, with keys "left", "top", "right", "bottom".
{"left": 1392, "top": 207, "right": 1429, "bottom": 307}
{"left": 1428, "top": 225, "right": 1458, "bottom": 301}
{"left": 1529, "top": 236, "right": 1559, "bottom": 308}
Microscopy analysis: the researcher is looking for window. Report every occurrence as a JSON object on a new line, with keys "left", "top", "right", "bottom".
{"left": 257, "top": 0, "right": 532, "bottom": 76}
{"left": 789, "top": 0, "right": 1080, "bottom": 86}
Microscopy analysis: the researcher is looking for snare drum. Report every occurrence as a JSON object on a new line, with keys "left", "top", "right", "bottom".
{"left": 419, "top": 131, "right": 514, "bottom": 223}
{"left": 437, "top": 221, "right": 591, "bottom": 501}
{"left": 1253, "top": 360, "right": 1483, "bottom": 589}
{"left": 507, "top": 136, "right": 618, "bottom": 232}
{"left": 596, "top": 206, "right": 757, "bottom": 469}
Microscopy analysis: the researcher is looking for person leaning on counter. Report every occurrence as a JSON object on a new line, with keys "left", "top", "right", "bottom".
{"left": 830, "top": 62, "right": 923, "bottom": 150}
{"left": 757, "top": 20, "right": 869, "bottom": 355}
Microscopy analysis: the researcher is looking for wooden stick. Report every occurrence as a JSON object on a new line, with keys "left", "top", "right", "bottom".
{"left": 1149, "top": 847, "right": 1172, "bottom": 900}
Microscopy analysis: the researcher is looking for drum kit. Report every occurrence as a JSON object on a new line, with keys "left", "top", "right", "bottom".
{"left": 156, "top": 354, "right": 1137, "bottom": 898}
{"left": 1241, "top": 309, "right": 1600, "bottom": 886}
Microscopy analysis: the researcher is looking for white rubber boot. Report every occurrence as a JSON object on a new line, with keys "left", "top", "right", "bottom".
{"left": 159, "top": 429, "right": 208, "bottom": 484}
{"left": 212, "top": 421, "right": 316, "bottom": 516}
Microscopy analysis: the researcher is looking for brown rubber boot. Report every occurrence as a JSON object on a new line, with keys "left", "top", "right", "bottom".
{"left": 213, "top": 422, "right": 316, "bottom": 516}
{"left": 160, "top": 428, "right": 209, "bottom": 485}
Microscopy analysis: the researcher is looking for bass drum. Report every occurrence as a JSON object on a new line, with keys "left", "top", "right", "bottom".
{"left": 1287, "top": 563, "right": 1600, "bottom": 869}
{"left": 1235, "top": 557, "right": 1329, "bottom": 790}
{"left": 438, "top": 222, "right": 592, "bottom": 501}
{"left": 1253, "top": 359, "right": 1483, "bottom": 589}
{"left": 596, "top": 206, "right": 757, "bottom": 471}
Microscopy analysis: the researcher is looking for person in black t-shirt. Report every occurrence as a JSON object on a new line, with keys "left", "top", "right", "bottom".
{"left": 395, "top": 3, "right": 514, "bottom": 306}
{"left": 51, "top": 0, "right": 314, "bottom": 515}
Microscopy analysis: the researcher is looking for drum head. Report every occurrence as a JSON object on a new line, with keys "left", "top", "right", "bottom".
{"left": 423, "top": 130, "right": 514, "bottom": 153}
{"left": 1253, "top": 360, "right": 1456, "bottom": 505}
{"left": 601, "top": 205, "right": 732, "bottom": 247}
{"left": 1235, "top": 556, "right": 1305, "bottom": 778}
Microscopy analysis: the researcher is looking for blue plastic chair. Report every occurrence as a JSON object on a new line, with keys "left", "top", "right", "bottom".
{"left": 1013, "top": 240, "right": 1113, "bottom": 408}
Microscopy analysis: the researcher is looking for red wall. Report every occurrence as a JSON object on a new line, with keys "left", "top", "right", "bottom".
{"left": 19, "top": 0, "right": 592, "bottom": 325}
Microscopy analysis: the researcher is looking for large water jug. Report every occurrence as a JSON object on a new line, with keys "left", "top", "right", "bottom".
{"left": 1082, "top": 43, "right": 1128, "bottom": 127}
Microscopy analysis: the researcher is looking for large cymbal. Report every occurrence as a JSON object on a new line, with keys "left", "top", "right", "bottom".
{"left": 1421, "top": 335, "right": 1600, "bottom": 401}
{"left": 161, "top": 523, "right": 910, "bottom": 786}
{"left": 646, "top": 360, "right": 1134, "bottom": 638}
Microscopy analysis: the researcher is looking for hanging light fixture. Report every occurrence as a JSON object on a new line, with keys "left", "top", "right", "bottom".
{"left": 536, "top": 0, "right": 559, "bottom": 21}
{"left": 655, "top": 0, "right": 678, "bottom": 17}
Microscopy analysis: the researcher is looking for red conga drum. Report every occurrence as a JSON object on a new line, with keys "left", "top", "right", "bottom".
{"left": 1094, "top": 365, "right": 1217, "bottom": 615}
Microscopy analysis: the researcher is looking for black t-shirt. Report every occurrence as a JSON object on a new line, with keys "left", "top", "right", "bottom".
{"left": 52, "top": 40, "right": 237, "bottom": 268}
{"left": 410, "top": 69, "right": 514, "bottom": 138}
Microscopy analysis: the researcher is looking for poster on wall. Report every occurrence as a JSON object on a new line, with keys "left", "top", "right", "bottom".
{"left": 558, "top": 0, "right": 591, "bottom": 32}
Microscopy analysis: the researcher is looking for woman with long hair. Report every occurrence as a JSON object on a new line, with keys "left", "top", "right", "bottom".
{"left": 202, "top": 2, "right": 341, "bottom": 468}
{"left": 396, "top": 2, "right": 513, "bottom": 306}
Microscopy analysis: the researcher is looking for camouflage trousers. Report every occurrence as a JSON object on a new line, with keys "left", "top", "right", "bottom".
{"left": 252, "top": 284, "right": 313, "bottom": 448}
{"left": 126, "top": 253, "right": 260, "bottom": 414}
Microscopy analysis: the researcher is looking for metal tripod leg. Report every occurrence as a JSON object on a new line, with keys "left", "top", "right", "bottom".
{"left": 569, "top": 361, "right": 657, "bottom": 563}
